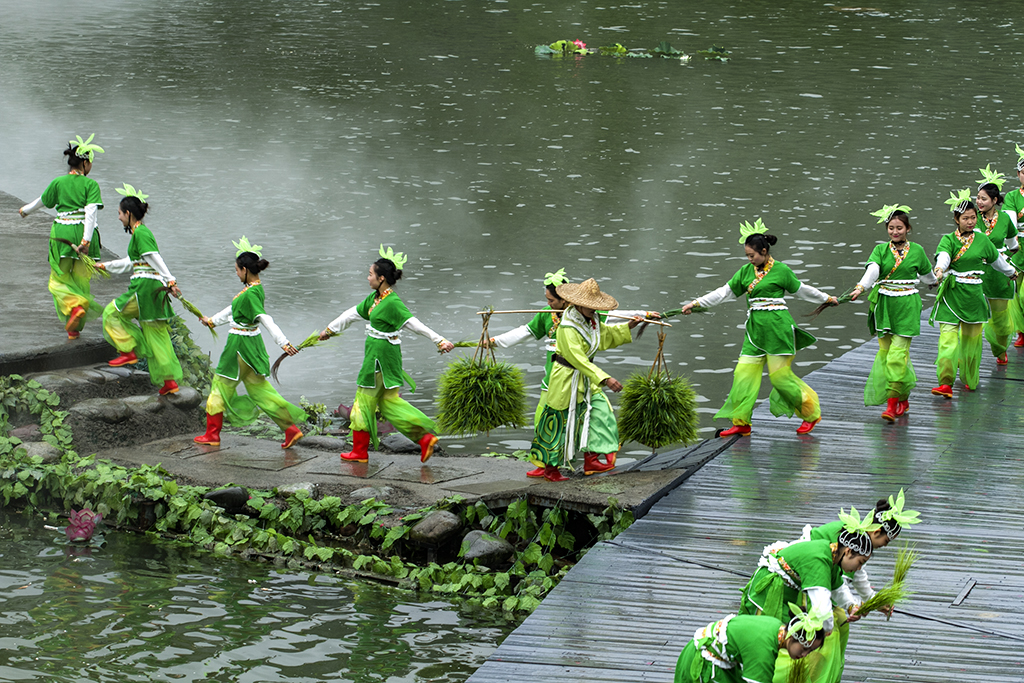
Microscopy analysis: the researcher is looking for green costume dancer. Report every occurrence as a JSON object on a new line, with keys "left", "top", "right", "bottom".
{"left": 1003, "top": 147, "right": 1024, "bottom": 348}
{"left": 18, "top": 134, "right": 105, "bottom": 339}
{"left": 489, "top": 268, "right": 657, "bottom": 478}
{"left": 99, "top": 184, "right": 184, "bottom": 396}
{"left": 674, "top": 610, "right": 825, "bottom": 683}
{"left": 930, "top": 190, "right": 1015, "bottom": 397}
{"left": 528, "top": 278, "right": 642, "bottom": 482}
{"left": 682, "top": 220, "right": 836, "bottom": 437}
{"left": 975, "top": 167, "right": 1020, "bottom": 363}
{"left": 850, "top": 205, "right": 935, "bottom": 421}
{"left": 194, "top": 237, "right": 306, "bottom": 449}
{"left": 323, "top": 246, "right": 454, "bottom": 464}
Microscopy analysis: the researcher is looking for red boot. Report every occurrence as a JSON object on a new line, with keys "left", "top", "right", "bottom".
{"left": 796, "top": 418, "right": 821, "bottom": 435}
{"left": 418, "top": 433, "right": 439, "bottom": 463}
{"left": 109, "top": 350, "right": 139, "bottom": 367}
{"left": 65, "top": 306, "right": 85, "bottom": 333}
{"left": 997, "top": 353, "right": 1009, "bottom": 365}
{"left": 194, "top": 413, "right": 223, "bottom": 446}
{"left": 340, "top": 430, "right": 370, "bottom": 462}
{"left": 526, "top": 467, "right": 546, "bottom": 478}
{"left": 543, "top": 466, "right": 569, "bottom": 482}
{"left": 158, "top": 380, "right": 179, "bottom": 395}
{"left": 720, "top": 424, "right": 751, "bottom": 437}
{"left": 931, "top": 384, "right": 953, "bottom": 398}
{"left": 881, "top": 397, "right": 898, "bottom": 423}
{"left": 1016, "top": 332, "right": 1024, "bottom": 348}
{"left": 895, "top": 399, "right": 909, "bottom": 417}
{"left": 583, "top": 453, "right": 615, "bottom": 475}
{"left": 281, "top": 424, "right": 303, "bottom": 449}
{"left": 67, "top": 330, "right": 80, "bottom": 340}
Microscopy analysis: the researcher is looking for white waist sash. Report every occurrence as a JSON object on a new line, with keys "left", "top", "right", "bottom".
{"left": 747, "top": 297, "right": 788, "bottom": 312}
{"left": 55, "top": 210, "right": 85, "bottom": 225}
{"left": 366, "top": 324, "right": 402, "bottom": 345}
{"left": 878, "top": 278, "right": 919, "bottom": 297}
{"left": 950, "top": 269, "right": 984, "bottom": 284}
{"left": 230, "top": 324, "right": 260, "bottom": 337}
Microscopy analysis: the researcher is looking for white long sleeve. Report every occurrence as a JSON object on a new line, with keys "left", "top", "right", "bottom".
{"left": 491, "top": 324, "right": 536, "bottom": 348}
{"left": 103, "top": 256, "right": 133, "bottom": 275}
{"left": 209, "top": 305, "right": 233, "bottom": 327}
{"left": 20, "top": 197, "right": 43, "bottom": 215}
{"left": 795, "top": 282, "right": 831, "bottom": 304}
{"left": 403, "top": 316, "right": 445, "bottom": 344}
{"left": 1005, "top": 234, "right": 1020, "bottom": 251}
{"left": 1005, "top": 208, "right": 1018, "bottom": 230}
{"left": 82, "top": 204, "right": 99, "bottom": 243}
{"left": 694, "top": 283, "right": 738, "bottom": 308}
{"left": 851, "top": 567, "right": 875, "bottom": 601}
{"left": 857, "top": 262, "right": 880, "bottom": 290}
{"left": 607, "top": 309, "right": 647, "bottom": 325}
{"left": 256, "top": 313, "right": 289, "bottom": 347}
{"left": 327, "top": 306, "right": 361, "bottom": 334}
{"left": 918, "top": 270, "right": 937, "bottom": 286}
{"left": 143, "top": 252, "right": 174, "bottom": 282}
{"left": 831, "top": 582, "right": 858, "bottom": 610}
{"left": 992, "top": 253, "right": 1016, "bottom": 277}
{"left": 935, "top": 252, "right": 951, "bottom": 272}
{"left": 805, "top": 586, "right": 835, "bottom": 632}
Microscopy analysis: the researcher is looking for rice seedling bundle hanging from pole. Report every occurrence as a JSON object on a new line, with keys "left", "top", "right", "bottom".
{"left": 617, "top": 329, "right": 698, "bottom": 451}
{"left": 434, "top": 310, "right": 527, "bottom": 436}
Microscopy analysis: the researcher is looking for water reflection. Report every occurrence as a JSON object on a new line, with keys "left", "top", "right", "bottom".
{"left": 0, "top": 512, "right": 512, "bottom": 682}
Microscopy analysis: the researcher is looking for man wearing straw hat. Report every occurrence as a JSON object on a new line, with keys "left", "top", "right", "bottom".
{"left": 528, "top": 278, "right": 643, "bottom": 481}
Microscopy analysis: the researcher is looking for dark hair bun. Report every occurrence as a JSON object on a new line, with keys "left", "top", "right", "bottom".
{"left": 764, "top": 234, "right": 778, "bottom": 247}
{"left": 236, "top": 251, "right": 269, "bottom": 274}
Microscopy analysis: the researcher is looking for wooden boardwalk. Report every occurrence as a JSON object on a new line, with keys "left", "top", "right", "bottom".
{"left": 469, "top": 319, "right": 1024, "bottom": 682}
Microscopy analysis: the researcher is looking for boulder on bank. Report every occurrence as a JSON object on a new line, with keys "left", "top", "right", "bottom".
{"left": 461, "top": 530, "right": 514, "bottom": 565}
{"left": 408, "top": 510, "right": 461, "bottom": 544}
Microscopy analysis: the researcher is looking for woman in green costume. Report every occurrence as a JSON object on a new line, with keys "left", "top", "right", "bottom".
{"left": 681, "top": 221, "right": 837, "bottom": 437}
{"left": 930, "top": 190, "right": 1016, "bottom": 397}
{"left": 319, "top": 246, "right": 454, "bottom": 464}
{"left": 674, "top": 610, "right": 825, "bottom": 683}
{"left": 18, "top": 135, "right": 105, "bottom": 339}
{"left": 849, "top": 206, "right": 935, "bottom": 421}
{"left": 97, "top": 185, "right": 184, "bottom": 396}
{"left": 1002, "top": 148, "right": 1024, "bottom": 348}
{"left": 974, "top": 168, "right": 1020, "bottom": 364}
{"left": 194, "top": 238, "right": 306, "bottom": 449}
{"left": 488, "top": 268, "right": 658, "bottom": 478}
{"left": 527, "top": 279, "right": 643, "bottom": 482}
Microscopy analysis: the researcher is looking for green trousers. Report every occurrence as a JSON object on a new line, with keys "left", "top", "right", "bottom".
{"left": 715, "top": 355, "right": 821, "bottom": 426}
{"left": 102, "top": 299, "right": 182, "bottom": 385}
{"left": 864, "top": 335, "right": 915, "bottom": 404}
{"left": 936, "top": 322, "right": 983, "bottom": 388}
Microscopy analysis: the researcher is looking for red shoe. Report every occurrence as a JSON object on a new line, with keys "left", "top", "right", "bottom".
{"left": 604, "top": 452, "right": 616, "bottom": 467}
{"left": 931, "top": 384, "right": 953, "bottom": 398}
{"left": 962, "top": 384, "right": 973, "bottom": 392}
{"left": 720, "top": 424, "right": 751, "bottom": 437}
{"left": 895, "top": 399, "right": 909, "bottom": 417}
{"left": 194, "top": 413, "right": 223, "bottom": 446}
{"left": 418, "top": 433, "right": 438, "bottom": 463}
{"left": 340, "top": 430, "right": 370, "bottom": 462}
{"left": 109, "top": 351, "right": 139, "bottom": 367}
{"left": 65, "top": 306, "right": 85, "bottom": 333}
{"left": 583, "top": 453, "right": 615, "bottom": 475}
{"left": 281, "top": 424, "right": 303, "bottom": 449}
{"left": 881, "top": 397, "right": 898, "bottom": 423}
{"left": 1016, "top": 332, "right": 1024, "bottom": 348}
{"left": 158, "top": 380, "right": 179, "bottom": 395}
{"left": 997, "top": 353, "right": 1009, "bottom": 365}
{"left": 67, "top": 330, "right": 80, "bottom": 340}
{"left": 543, "top": 466, "right": 569, "bottom": 482}
{"left": 526, "top": 467, "right": 546, "bottom": 478}
{"left": 796, "top": 418, "right": 821, "bottom": 435}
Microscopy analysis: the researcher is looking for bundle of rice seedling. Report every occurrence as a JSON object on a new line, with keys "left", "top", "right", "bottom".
{"left": 786, "top": 658, "right": 811, "bottom": 683}
{"left": 271, "top": 330, "right": 332, "bottom": 382}
{"left": 52, "top": 237, "right": 110, "bottom": 278}
{"left": 891, "top": 542, "right": 918, "bottom": 585}
{"left": 806, "top": 286, "right": 856, "bottom": 320}
{"left": 855, "top": 543, "right": 917, "bottom": 620}
{"left": 617, "top": 330, "right": 699, "bottom": 450}
{"left": 156, "top": 288, "right": 218, "bottom": 340}
{"left": 452, "top": 340, "right": 479, "bottom": 348}
{"left": 661, "top": 305, "right": 709, "bottom": 318}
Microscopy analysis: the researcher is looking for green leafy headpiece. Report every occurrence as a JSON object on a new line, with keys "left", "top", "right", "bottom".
{"left": 233, "top": 235, "right": 264, "bottom": 257}
{"left": 378, "top": 244, "right": 408, "bottom": 270}
{"left": 945, "top": 188, "right": 973, "bottom": 214}
{"left": 70, "top": 133, "right": 105, "bottom": 162}
{"left": 738, "top": 218, "right": 768, "bottom": 245}
{"left": 977, "top": 164, "right": 1007, "bottom": 191}
{"left": 869, "top": 204, "right": 911, "bottom": 224}
{"left": 836, "top": 506, "right": 877, "bottom": 556}
{"left": 786, "top": 602, "right": 828, "bottom": 649}
{"left": 874, "top": 488, "right": 921, "bottom": 539}
{"left": 543, "top": 268, "right": 569, "bottom": 287}
{"left": 115, "top": 183, "right": 149, "bottom": 203}
{"left": 1015, "top": 143, "right": 1024, "bottom": 172}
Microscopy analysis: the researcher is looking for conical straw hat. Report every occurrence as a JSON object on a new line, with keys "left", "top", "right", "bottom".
{"left": 556, "top": 278, "right": 618, "bottom": 311}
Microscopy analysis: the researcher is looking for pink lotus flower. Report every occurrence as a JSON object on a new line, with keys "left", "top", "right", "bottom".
{"left": 574, "top": 39, "right": 587, "bottom": 50}
{"left": 66, "top": 508, "right": 102, "bottom": 542}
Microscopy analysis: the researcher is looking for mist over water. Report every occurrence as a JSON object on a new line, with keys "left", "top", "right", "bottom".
{"left": 4, "top": 1, "right": 1024, "bottom": 450}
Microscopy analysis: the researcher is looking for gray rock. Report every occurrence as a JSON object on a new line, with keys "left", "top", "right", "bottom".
{"left": 203, "top": 486, "right": 250, "bottom": 510}
{"left": 123, "top": 394, "right": 165, "bottom": 414}
{"left": 95, "top": 365, "right": 133, "bottom": 378}
{"left": 461, "top": 530, "right": 515, "bottom": 565}
{"left": 278, "top": 482, "right": 318, "bottom": 498}
{"left": 9, "top": 424, "right": 41, "bottom": 442}
{"left": 27, "top": 373, "right": 76, "bottom": 390}
{"left": 69, "top": 398, "right": 132, "bottom": 424}
{"left": 20, "top": 440, "right": 62, "bottom": 463}
{"left": 299, "top": 435, "right": 347, "bottom": 451}
{"left": 408, "top": 510, "right": 462, "bottom": 544}
{"left": 65, "top": 369, "right": 107, "bottom": 385}
{"left": 349, "top": 485, "right": 394, "bottom": 500}
{"left": 380, "top": 432, "right": 418, "bottom": 453}
{"left": 164, "top": 386, "right": 202, "bottom": 411}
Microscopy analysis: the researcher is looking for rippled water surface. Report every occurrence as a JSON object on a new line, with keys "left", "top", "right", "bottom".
{"left": 3, "top": 1, "right": 1023, "bottom": 450}
{"left": 0, "top": 512, "right": 512, "bottom": 682}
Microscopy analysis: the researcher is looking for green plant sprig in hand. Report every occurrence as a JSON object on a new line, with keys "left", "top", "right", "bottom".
{"left": 271, "top": 330, "right": 335, "bottom": 383}
{"left": 51, "top": 238, "right": 110, "bottom": 279}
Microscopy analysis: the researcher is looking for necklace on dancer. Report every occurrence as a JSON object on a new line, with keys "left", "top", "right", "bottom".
{"left": 983, "top": 210, "right": 998, "bottom": 234}
{"left": 233, "top": 279, "right": 260, "bottom": 299}
{"left": 370, "top": 288, "right": 392, "bottom": 313}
